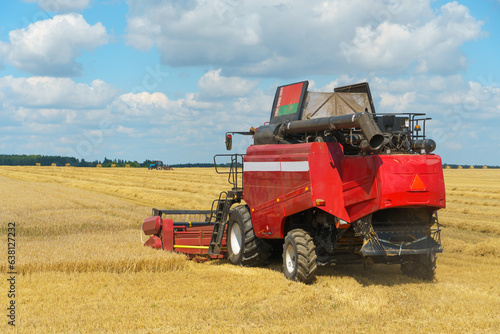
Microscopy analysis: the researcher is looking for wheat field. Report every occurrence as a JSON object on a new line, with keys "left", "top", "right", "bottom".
{"left": 0, "top": 166, "right": 499, "bottom": 333}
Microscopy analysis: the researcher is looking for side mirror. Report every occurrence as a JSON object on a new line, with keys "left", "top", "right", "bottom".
{"left": 225, "top": 133, "right": 232, "bottom": 151}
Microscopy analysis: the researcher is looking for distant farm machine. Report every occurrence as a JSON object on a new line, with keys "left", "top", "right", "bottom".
{"left": 142, "top": 81, "right": 445, "bottom": 283}
{"left": 148, "top": 160, "right": 173, "bottom": 170}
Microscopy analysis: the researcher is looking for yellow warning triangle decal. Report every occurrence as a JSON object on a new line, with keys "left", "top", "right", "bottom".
{"left": 410, "top": 174, "right": 426, "bottom": 191}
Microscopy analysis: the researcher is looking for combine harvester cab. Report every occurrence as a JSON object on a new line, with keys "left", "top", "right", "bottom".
{"left": 143, "top": 81, "right": 445, "bottom": 283}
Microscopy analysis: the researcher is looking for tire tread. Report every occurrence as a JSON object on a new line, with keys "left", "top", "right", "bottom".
{"left": 284, "top": 229, "right": 317, "bottom": 284}
{"left": 232, "top": 205, "right": 271, "bottom": 267}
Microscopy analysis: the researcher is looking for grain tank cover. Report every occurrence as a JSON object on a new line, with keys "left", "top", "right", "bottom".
{"left": 269, "top": 81, "right": 376, "bottom": 125}
{"left": 334, "top": 82, "right": 376, "bottom": 113}
{"left": 302, "top": 82, "right": 375, "bottom": 119}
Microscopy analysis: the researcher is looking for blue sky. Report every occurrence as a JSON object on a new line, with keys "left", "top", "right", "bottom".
{"left": 0, "top": 0, "right": 499, "bottom": 165}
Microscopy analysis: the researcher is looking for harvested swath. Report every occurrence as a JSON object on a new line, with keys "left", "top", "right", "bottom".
{"left": 0, "top": 175, "right": 148, "bottom": 237}
{"left": 443, "top": 238, "right": 500, "bottom": 257}
{"left": 440, "top": 169, "right": 500, "bottom": 235}
{"left": 0, "top": 227, "right": 189, "bottom": 274}
{"left": 0, "top": 166, "right": 230, "bottom": 210}
{"left": 439, "top": 216, "right": 500, "bottom": 235}
{"left": 7, "top": 254, "right": 188, "bottom": 275}
{"left": 14, "top": 254, "right": 500, "bottom": 333}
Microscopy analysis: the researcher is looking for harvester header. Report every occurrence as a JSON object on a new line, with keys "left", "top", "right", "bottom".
{"left": 143, "top": 80, "right": 445, "bottom": 284}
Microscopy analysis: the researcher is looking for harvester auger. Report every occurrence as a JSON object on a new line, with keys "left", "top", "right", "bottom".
{"left": 142, "top": 81, "right": 445, "bottom": 283}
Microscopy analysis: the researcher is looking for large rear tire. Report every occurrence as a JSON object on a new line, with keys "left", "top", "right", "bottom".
{"left": 401, "top": 254, "right": 436, "bottom": 281}
{"left": 227, "top": 205, "right": 271, "bottom": 267}
{"left": 283, "top": 229, "right": 317, "bottom": 284}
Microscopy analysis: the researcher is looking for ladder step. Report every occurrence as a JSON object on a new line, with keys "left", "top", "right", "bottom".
{"left": 208, "top": 196, "right": 235, "bottom": 255}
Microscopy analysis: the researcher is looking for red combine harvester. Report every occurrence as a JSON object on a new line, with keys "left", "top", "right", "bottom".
{"left": 142, "top": 81, "right": 445, "bottom": 283}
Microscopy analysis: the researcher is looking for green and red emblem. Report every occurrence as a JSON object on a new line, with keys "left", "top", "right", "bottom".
{"left": 274, "top": 82, "right": 305, "bottom": 117}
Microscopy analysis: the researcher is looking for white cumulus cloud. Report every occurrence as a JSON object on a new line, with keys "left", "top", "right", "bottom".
{"left": 345, "top": 2, "right": 483, "bottom": 74}
{"left": 114, "top": 92, "right": 175, "bottom": 117}
{"left": 0, "top": 76, "right": 118, "bottom": 109}
{"left": 198, "top": 69, "right": 259, "bottom": 99}
{"left": 2, "top": 13, "right": 109, "bottom": 76}
{"left": 125, "top": 0, "right": 483, "bottom": 77}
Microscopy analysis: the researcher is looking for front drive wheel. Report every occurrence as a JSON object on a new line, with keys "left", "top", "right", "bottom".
{"left": 227, "top": 205, "right": 271, "bottom": 267}
{"left": 283, "top": 229, "right": 317, "bottom": 284}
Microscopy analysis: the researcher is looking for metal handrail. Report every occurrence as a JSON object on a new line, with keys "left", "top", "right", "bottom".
{"left": 206, "top": 191, "right": 228, "bottom": 223}
{"left": 213, "top": 154, "right": 245, "bottom": 190}
{"left": 373, "top": 112, "right": 431, "bottom": 141}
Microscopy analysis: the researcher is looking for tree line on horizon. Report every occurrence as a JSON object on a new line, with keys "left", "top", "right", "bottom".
{"left": 0, "top": 154, "right": 220, "bottom": 168}
{"left": 0, "top": 155, "right": 497, "bottom": 169}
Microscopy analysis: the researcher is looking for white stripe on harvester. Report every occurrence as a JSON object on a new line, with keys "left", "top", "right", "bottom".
{"left": 281, "top": 161, "right": 309, "bottom": 172}
{"left": 244, "top": 161, "right": 309, "bottom": 172}
{"left": 244, "top": 161, "right": 281, "bottom": 171}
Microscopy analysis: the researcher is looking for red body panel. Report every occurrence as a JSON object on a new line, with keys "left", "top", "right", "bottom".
{"left": 142, "top": 216, "right": 162, "bottom": 235}
{"left": 144, "top": 235, "right": 162, "bottom": 249}
{"left": 243, "top": 142, "right": 446, "bottom": 239}
{"left": 172, "top": 225, "right": 225, "bottom": 257}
